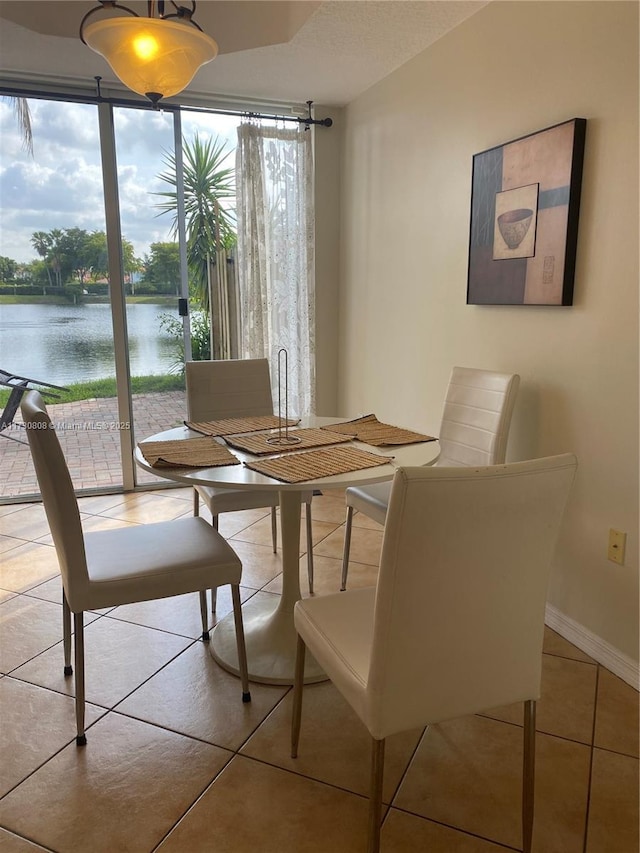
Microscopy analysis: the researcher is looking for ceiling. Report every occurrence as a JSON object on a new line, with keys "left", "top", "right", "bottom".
{"left": 0, "top": 1, "right": 487, "bottom": 107}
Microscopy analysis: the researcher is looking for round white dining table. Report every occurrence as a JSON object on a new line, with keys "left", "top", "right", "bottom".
{"left": 135, "top": 416, "right": 439, "bottom": 685}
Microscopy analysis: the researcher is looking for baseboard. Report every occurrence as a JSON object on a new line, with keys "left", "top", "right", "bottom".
{"left": 545, "top": 603, "right": 639, "bottom": 690}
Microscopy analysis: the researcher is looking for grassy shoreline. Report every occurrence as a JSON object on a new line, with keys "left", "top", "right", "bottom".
{"left": 0, "top": 374, "right": 185, "bottom": 406}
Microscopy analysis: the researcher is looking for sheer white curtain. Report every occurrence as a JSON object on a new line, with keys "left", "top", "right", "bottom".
{"left": 235, "top": 122, "right": 315, "bottom": 416}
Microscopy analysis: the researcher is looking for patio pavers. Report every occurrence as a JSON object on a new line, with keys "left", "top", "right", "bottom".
{"left": 0, "top": 391, "right": 186, "bottom": 499}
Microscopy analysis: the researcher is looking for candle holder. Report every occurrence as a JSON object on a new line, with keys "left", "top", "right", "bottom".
{"left": 267, "top": 348, "right": 301, "bottom": 446}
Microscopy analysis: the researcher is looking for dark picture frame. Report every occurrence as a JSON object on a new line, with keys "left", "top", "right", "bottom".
{"left": 467, "top": 118, "right": 586, "bottom": 305}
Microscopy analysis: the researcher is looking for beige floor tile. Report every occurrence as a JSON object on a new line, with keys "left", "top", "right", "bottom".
{"left": 156, "top": 754, "right": 369, "bottom": 853}
{"left": 97, "top": 492, "right": 190, "bottom": 523}
{"left": 12, "top": 616, "right": 191, "bottom": 707}
{"left": 314, "top": 525, "right": 383, "bottom": 566}
{"left": 0, "top": 828, "right": 51, "bottom": 852}
{"left": 242, "top": 682, "right": 422, "bottom": 801}
{"left": 1, "top": 596, "right": 68, "bottom": 673}
{"left": 222, "top": 540, "right": 285, "bottom": 589}
{"left": 482, "top": 654, "right": 597, "bottom": 744}
{"left": 306, "top": 493, "right": 350, "bottom": 524}
{"left": 0, "top": 587, "right": 17, "bottom": 604}
{"left": 108, "top": 585, "right": 256, "bottom": 638}
{"left": 263, "top": 554, "right": 378, "bottom": 597}
{"left": 352, "top": 510, "right": 385, "bottom": 531}
{"left": 0, "top": 541, "right": 59, "bottom": 593}
{"left": 586, "top": 748, "right": 639, "bottom": 853}
{"left": 117, "top": 641, "right": 287, "bottom": 749}
{"left": 594, "top": 668, "right": 639, "bottom": 757}
{"left": 381, "top": 808, "right": 509, "bottom": 852}
{"left": 542, "top": 626, "right": 595, "bottom": 663}
{"left": 0, "top": 535, "right": 26, "bottom": 555}
{"left": 0, "top": 504, "right": 29, "bottom": 519}
{"left": 0, "top": 712, "right": 231, "bottom": 853}
{"left": 0, "top": 677, "right": 106, "bottom": 797}
{"left": 0, "top": 504, "right": 49, "bottom": 541}
{"left": 76, "top": 493, "right": 135, "bottom": 514}
{"left": 214, "top": 507, "right": 274, "bottom": 538}
{"left": 230, "top": 513, "right": 338, "bottom": 553}
{"left": 20, "top": 576, "right": 114, "bottom": 616}
{"left": 395, "top": 715, "right": 590, "bottom": 852}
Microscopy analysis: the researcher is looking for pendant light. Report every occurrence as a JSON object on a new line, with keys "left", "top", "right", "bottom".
{"left": 80, "top": 1, "right": 218, "bottom": 104}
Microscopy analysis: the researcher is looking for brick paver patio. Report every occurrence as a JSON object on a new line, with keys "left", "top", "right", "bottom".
{"left": 1, "top": 391, "right": 187, "bottom": 500}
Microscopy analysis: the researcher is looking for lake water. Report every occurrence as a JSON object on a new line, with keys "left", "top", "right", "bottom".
{"left": 0, "top": 302, "right": 178, "bottom": 386}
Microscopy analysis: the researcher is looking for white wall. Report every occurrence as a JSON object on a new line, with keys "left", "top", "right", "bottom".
{"left": 334, "top": 2, "right": 639, "bottom": 664}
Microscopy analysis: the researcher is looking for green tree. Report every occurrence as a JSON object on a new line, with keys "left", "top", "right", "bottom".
{"left": 142, "top": 242, "right": 181, "bottom": 294}
{"left": 154, "top": 134, "right": 236, "bottom": 310}
{"left": 31, "top": 231, "right": 53, "bottom": 289}
{"left": 0, "top": 255, "right": 18, "bottom": 282}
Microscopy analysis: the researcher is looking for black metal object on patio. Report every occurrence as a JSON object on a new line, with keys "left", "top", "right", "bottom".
{"left": 0, "top": 370, "right": 68, "bottom": 444}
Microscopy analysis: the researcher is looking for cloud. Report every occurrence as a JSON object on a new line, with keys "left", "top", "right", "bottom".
{"left": 0, "top": 96, "right": 241, "bottom": 263}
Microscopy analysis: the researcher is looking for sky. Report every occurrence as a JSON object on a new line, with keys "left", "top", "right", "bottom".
{"left": 0, "top": 96, "right": 240, "bottom": 264}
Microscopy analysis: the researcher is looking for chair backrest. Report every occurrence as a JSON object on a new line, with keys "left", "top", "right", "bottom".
{"left": 185, "top": 358, "right": 274, "bottom": 421}
{"left": 436, "top": 366, "right": 520, "bottom": 467}
{"left": 20, "top": 391, "right": 89, "bottom": 609}
{"left": 366, "top": 454, "right": 577, "bottom": 740}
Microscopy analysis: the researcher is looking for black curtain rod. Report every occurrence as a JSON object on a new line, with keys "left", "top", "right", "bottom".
{"left": 0, "top": 81, "right": 333, "bottom": 127}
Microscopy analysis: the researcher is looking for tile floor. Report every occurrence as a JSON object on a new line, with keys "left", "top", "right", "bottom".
{"left": 0, "top": 487, "right": 638, "bottom": 853}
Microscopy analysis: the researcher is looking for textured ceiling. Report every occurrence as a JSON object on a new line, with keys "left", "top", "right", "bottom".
{"left": 0, "top": 1, "right": 487, "bottom": 106}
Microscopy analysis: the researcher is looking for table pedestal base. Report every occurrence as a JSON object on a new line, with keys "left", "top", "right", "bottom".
{"left": 210, "top": 591, "right": 327, "bottom": 685}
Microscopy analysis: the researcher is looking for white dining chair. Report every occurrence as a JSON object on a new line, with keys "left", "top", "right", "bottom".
{"left": 186, "top": 358, "right": 315, "bottom": 599}
{"left": 21, "top": 390, "right": 251, "bottom": 746}
{"left": 340, "top": 366, "right": 520, "bottom": 590}
{"left": 292, "top": 455, "right": 577, "bottom": 853}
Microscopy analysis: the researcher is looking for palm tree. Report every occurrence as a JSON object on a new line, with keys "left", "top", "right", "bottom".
{"left": 5, "top": 96, "right": 33, "bottom": 156}
{"left": 31, "top": 231, "right": 53, "bottom": 290}
{"left": 154, "top": 134, "right": 236, "bottom": 311}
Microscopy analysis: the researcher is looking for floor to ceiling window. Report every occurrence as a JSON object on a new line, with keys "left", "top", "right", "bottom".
{"left": 0, "top": 89, "right": 315, "bottom": 502}
{"left": 0, "top": 93, "right": 241, "bottom": 500}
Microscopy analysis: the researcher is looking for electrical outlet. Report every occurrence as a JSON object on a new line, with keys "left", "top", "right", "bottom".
{"left": 608, "top": 529, "right": 626, "bottom": 565}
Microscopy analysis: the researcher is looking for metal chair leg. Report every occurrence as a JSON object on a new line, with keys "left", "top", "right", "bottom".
{"left": 271, "top": 506, "right": 278, "bottom": 553}
{"left": 199, "top": 590, "right": 210, "bottom": 641}
{"left": 210, "top": 514, "right": 219, "bottom": 613}
{"left": 63, "top": 590, "right": 72, "bottom": 676}
{"left": 231, "top": 584, "right": 251, "bottom": 703}
{"left": 291, "top": 635, "right": 306, "bottom": 758}
{"left": 193, "top": 488, "right": 200, "bottom": 516}
{"left": 523, "top": 700, "right": 536, "bottom": 853}
{"left": 368, "top": 738, "right": 385, "bottom": 853}
{"left": 306, "top": 504, "right": 315, "bottom": 595}
{"left": 74, "top": 612, "right": 87, "bottom": 746}
{"left": 341, "top": 506, "right": 354, "bottom": 591}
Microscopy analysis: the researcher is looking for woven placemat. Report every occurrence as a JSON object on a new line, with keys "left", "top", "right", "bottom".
{"left": 322, "top": 414, "right": 436, "bottom": 447}
{"left": 244, "top": 445, "right": 392, "bottom": 484}
{"left": 185, "top": 415, "right": 299, "bottom": 437}
{"left": 139, "top": 437, "right": 239, "bottom": 469}
{"left": 224, "top": 427, "right": 353, "bottom": 456}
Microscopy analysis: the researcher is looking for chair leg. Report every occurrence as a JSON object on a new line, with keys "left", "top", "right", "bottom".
{"left": 271, "top": 506, "right": 278, "bottom": 553}
{"left": 231, "top": 584, "right": 251, "bottom": 703}
{"left": 199, "top": 590, "right": 210, "bottom": 641}
{"left": 63, "top": 590, "right": 72, "bottom": 676}
{"left": 193, "top": 487, "right": 200, "bottom": 516}
{"left": 522, "top": 699, "right": 536, "bottom": 853}
{"left": 74, "top": 612, "right": 87, "bottom": 746}
{"left": 210, "top": 514, "right": 219, "bottom": 613}
{"left": 341, "top": 506, "right": 354, "bottom": 591}
{"left": 306, "top": 504, "right": 315, "bottom": 595}
{"left": 291, "top": 635, "right": 306, "bottom": 758}
{"left": 368, "top": 737, "right": 385, "bottom": 853}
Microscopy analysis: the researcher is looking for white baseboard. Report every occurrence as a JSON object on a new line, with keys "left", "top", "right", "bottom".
{"left": 545, "top": 604, "right": 639, "bottom": 690}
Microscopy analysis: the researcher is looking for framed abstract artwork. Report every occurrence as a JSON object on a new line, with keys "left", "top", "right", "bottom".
{"left": 466, "top": 118, "right": 586, "bottom": 305}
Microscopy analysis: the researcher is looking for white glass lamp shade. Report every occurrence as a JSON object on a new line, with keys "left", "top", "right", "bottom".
{"left": 83, "top": 17, "right": 218, "bottom": 101}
